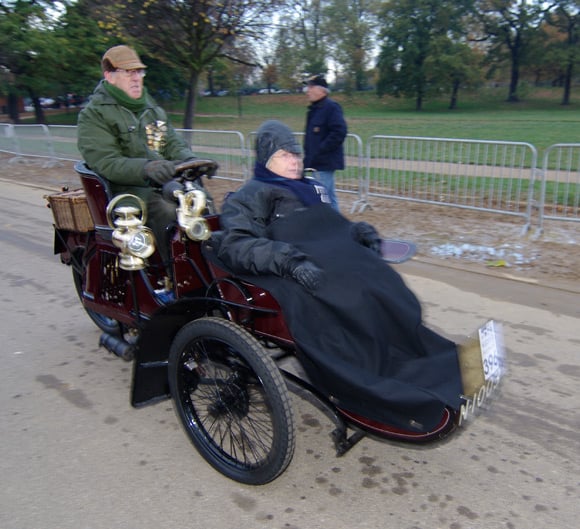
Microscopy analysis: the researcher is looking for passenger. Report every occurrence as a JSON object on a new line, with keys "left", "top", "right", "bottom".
{"left": 77, "top": 44, "right": 209, "bottom": 267}
{"left": 212, "top": 119, "right": 464, "bottom": 432}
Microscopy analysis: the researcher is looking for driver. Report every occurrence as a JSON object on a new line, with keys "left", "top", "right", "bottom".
{"left": 77, "top": 44, "right": 205, "bottom": 268}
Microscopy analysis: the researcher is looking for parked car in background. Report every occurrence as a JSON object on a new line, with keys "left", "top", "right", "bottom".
{"left": 40, "top": 98, "right": 56, "bottom": 108}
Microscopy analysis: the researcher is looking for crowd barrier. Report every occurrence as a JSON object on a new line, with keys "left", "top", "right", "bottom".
{"left": 539, "top": 143, "right": 580, "bottom": 231}
{"left": 364, "top": 136, "right": 538, "bottom": 231}
{"left": 1, "top": 123, "right": 578, "bottom": 230}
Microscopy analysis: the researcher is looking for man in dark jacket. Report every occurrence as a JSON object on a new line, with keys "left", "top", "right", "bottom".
{"left": 77, "top": 45, "right": 201, "bottom": 268}
{"left": 303, "top": 74, "right": 347, "bottom": 210}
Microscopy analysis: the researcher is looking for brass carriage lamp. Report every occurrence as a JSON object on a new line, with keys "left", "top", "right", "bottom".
{"left": 173, "top": 188, "right": 211, "bottom": 241}
{"left": 106, "top": 194, "right": 156, "bottom": 271}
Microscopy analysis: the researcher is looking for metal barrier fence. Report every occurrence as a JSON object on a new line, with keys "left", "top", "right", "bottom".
{"left": 365, "top": 136, "right": 538, "bottom": 231}
{"left": 45, "top": 125, "right": 81, "bottom": 161}
{"left": 1, "top": 124, "right": 579, "bottom": 229}
{"left": 1, "top": 123, "right": 61, "bottom": 166}
{"left": 0, "top": 123, "right": 15, "bottom": 154}
{"left": 176, "top": 128, "right": 247, "bottom": 182}
{"left": 539, "top": 143, "right": 580, "bottom": 231}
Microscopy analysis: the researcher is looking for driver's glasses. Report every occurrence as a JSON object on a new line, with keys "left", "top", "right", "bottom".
{"left": 115, "top": 68, "right": 146, "bottom": 78}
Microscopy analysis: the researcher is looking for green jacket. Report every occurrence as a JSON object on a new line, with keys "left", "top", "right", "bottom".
{"left": 77, "top": 80, "right": 195, "bottom": 202}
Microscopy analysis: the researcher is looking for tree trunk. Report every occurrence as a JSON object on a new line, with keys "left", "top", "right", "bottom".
{"left": 29, "top": 92, "right": 46, "bottom": 125}
{"left": 506, "top": 48, "right": 520, "bottom": 102}
{"left": 561, "top": 61, "right": 573, "bottom": 106}
{"left": 183, "top": 69, "right": 199, "bottom": 130}
{"left": 415, "top": 94, "right": 423, "bottom": 111}
{"left": 449, "top": 79, "right": 460, "bottom": 110}
{"left": 8, "top": 92, "right": 20, "bottom": 124}
{"left": 207, "top": 68, "right": 215, "bottom": 96}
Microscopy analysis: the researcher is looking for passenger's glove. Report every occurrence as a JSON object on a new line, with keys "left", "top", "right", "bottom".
{"left": 289, "top": 260, "right": 324, "bottom": 292}
{"left": 351, "top": 221, "right": 382, "bottom": 256}
{"left": 144, "top": 160, "right": 176, "bottom": 185}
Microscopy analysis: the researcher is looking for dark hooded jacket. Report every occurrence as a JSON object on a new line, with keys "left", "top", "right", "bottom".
{"left": 214, "top": 171, "right": 464, "bottom": 432}
{"left": 216, "top": 175, "right": 328, "bottom": 277}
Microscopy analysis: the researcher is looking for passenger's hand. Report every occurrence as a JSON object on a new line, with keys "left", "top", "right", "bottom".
{"left": 351, "top": 221, "right": 382, "bottom": 256}
{"left": 290, "top": 261, "right": 324, "bottom": 292}
{"left": 144, "top": 160, "right": 176, "bottom": 185}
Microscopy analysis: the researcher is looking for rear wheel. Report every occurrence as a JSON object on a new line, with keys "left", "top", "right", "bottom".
{"left": 72, "top": 251, "right": 122, "bottom": 335}
{"left": 168, "top": 317, "right": 295, "bottom": 485}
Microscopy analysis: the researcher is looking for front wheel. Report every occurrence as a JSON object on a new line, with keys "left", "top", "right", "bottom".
{"left": 168, "top": 317, "right": 295, "bottom": 485}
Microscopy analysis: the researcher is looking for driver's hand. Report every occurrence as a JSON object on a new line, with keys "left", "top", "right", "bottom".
{"left": 144, "top": 160, "right": 176, "bottom": 185}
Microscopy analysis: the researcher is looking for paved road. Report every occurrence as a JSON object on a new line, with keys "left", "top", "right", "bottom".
{"left": 1, "top": 180, "right": 578, "bottom": 529}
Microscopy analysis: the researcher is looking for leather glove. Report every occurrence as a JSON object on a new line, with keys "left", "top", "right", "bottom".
{"left": 351, "top": 221, "right": 382, "bottom": 256}
{"left": 144, "top": 160, "right": 176, "bottom": 185}
{"left": 290, "top": 260, "right": 324, "bottom": 292}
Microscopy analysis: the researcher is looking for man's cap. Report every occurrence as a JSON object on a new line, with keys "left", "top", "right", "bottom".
{"left": 102, "top": 45, "right": 147, "bottom": 71}
{"left": 255, "top": 120, "right": 302, "bottom": 165}
{"left": 304, "top": 74, "right": 328, "bottom": 88}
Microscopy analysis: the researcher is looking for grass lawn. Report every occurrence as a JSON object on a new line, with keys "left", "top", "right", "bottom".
{"left": 187, "top": 86, "right": 580, "bottom": 155}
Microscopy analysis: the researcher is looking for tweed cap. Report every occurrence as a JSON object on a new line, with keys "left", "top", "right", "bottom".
{"left": 102, "top": 45, "right": 146, "bottom": 71}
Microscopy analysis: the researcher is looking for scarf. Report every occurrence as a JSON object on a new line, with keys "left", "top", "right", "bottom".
{"left": 254, "top": 163, "right": 325, "bottom": 206}
{"left": 104, "top": 81, "right": 149, "bottom": 113}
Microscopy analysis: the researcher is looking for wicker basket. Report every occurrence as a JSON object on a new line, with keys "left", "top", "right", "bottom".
{"left": 46, "top": 189, "right": 95, "bottom": 232}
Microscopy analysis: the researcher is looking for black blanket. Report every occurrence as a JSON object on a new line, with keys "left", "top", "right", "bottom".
{"left": 238, "top": 205, "right": 464, "bottom": 432}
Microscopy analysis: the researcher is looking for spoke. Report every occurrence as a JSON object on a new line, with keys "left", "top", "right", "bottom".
{"left": 179, "top": 334, "right": 278, "bottom": 469}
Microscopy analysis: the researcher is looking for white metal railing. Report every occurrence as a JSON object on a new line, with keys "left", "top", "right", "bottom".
{"left": 365, "top": 136, "right": 538, "bottom": 232}
{"left": 538, "top": 143, "right": 580, "bottom": 231}
{"left": 176, "top": 128, "right": 247, "bottom": 182}
{"left": 0, "top": 123, "right": 16, "bottom": 154}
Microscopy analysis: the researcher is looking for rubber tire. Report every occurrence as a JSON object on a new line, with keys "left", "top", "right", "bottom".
{"left": 72, "top": 251, "right": 122, "bottom": 336}
{"left": 168, "top": 317, "right": 295, "bottom": 485}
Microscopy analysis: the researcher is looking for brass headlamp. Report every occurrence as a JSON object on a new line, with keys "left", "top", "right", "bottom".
{"left": 106, "top": 194, "right": 155, "bottom": 271}
{"left": 173, "top": 188, "right": 210, "bottom": 241}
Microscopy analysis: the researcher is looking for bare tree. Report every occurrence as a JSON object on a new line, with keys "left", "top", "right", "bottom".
{"left": 90, "top": 0, "right": 283, "bottom": 128}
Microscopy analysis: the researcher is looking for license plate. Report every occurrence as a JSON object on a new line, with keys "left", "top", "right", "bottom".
{"left": 478, "top": 320, "right": 505, "bottom": 381}
{"left": 457, "top": 320, "right": 506, "bottom": 426}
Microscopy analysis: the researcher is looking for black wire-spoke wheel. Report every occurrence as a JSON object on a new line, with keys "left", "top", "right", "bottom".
{"left": 72, "top": 250, "right": 122, "bottom": 336}
{"left": 168, "top": 317, "right": 295, "bottom": 485}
